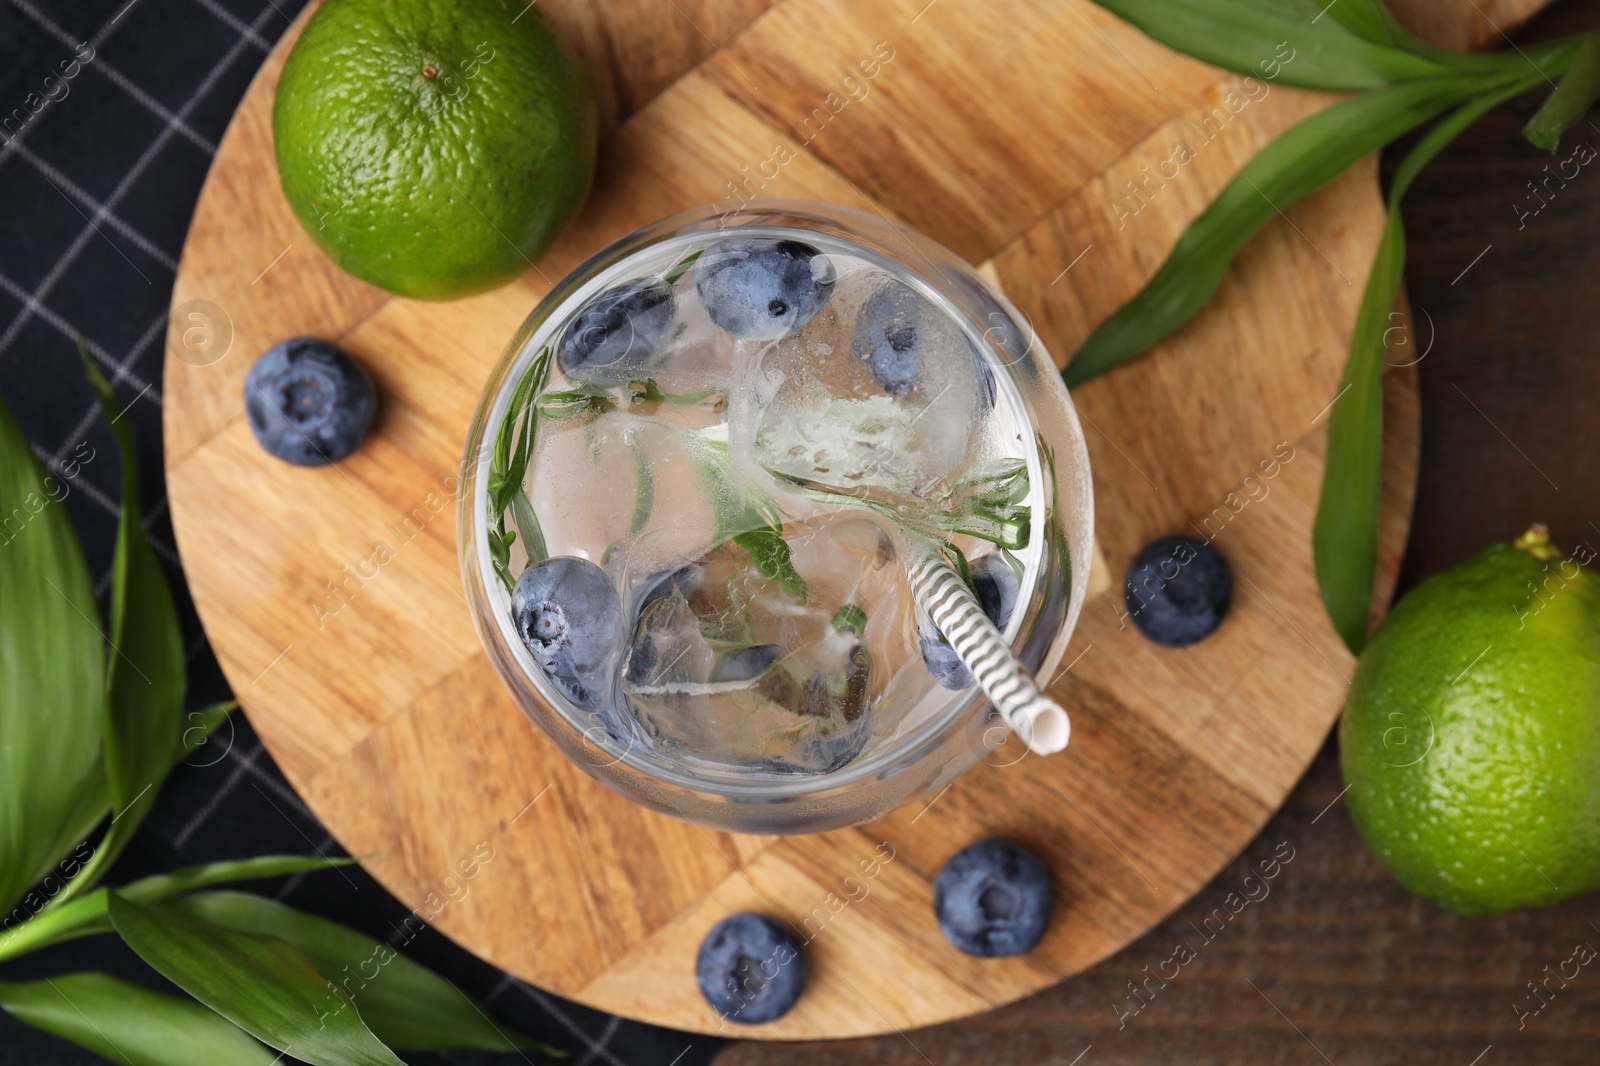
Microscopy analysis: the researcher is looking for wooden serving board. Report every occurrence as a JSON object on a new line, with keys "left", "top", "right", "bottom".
{"left": 163, "top": 0, "right": 1541, "bottom": 1039}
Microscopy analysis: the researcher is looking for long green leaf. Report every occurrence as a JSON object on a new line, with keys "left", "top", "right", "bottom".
{"left": 0, "top": 855, "right": 355, "bottom": 964}
{"left": 1320, "top": 0, "right": 1400, "bottom": 44}
{"left": 1319, "top": 0, "right": 1455, "bottom": 60}
{"left": 174, "top": 892, "right": 562, "bottom": 1055}
{"left": 27, "top": 777, "right": 106, "bottom": 897}
{"left": 176, "top": 698, "right": 238, "bottom": 761}
{"left": 1315, "top": 0, "right": 1495, "bottom": 70}
{"left": 108, "top": 892, "right": 406, "bottom": 1066}
{"left": 1089, "top": 0, "right": 1448, "bottom": 90}
{"left": 0, "top": 973, "right": 279, "bottom": 1066}
{"left": 82, "top": 354, "right": 186, "bottom": 825}
{"left": 1314, "top": 80, "right": 1537, "bottom": 652}
{"left": 0, "top": 891, "right": 110, "bottom": 963}
{"left": 1063, "top": 73, "right": 1507, "bottom": 387}
{"left": 44, "top": 353, "right": 191, "bottom": 909}
{"left": 0, "top": 391, "right": 104, "bottom": 917}
{"left": 1524, "top": 36, "right": 1600, "bottom": 152}
{"left": 27, "top": 701, "right": 236, "bottom": 902}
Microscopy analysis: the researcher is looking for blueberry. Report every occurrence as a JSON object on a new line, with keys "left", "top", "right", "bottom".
{"left": 711, "top": 644, "right": 783, "bottom": 683}
{"left": 851, "top": 280, "right": 922, "bottom": 394}
{"left": 694, "top": 239, "right": 835, "bottom": 339}
{"left": 244, "top": 337, "right": 375, "bottom": 466}
{"left": 622, "top": 566, "right": 704, "bottom": 689}
{"left": 1123, "top": 535, "right": 1232, "bottom": 647}
{"left": 920, "top": 554, "right": 1021, "bottom": 690}
{"left": 557, "top": 277, "right": 677, "bottom": 385}
{"left": 786, "top": 716, "right": 873, "bottom": 774}
{"left": 695, "top": 913, "right": 808, "bottom": 1024}
{"left": 934, "top": 838, "right": 1052, "bottom": 957}
{"left": 511, "top": 557, "right": 623, "bottom": 710}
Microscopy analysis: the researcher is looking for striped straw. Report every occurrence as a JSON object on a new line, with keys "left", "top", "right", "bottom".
{"left": 905, "top": 537, "right": 1071, "bottom": 756}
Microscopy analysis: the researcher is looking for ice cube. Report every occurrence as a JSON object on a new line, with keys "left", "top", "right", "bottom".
{"left": 734, "top": 271, "right": 983, "bottom": 500}
{"left": 616, "top": 521, "right": 889, "bottom": 774}
{"left": 530, "top": 412, "right": 717, "bottom": 568}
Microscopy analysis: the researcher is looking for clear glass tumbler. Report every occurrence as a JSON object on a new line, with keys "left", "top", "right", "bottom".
{"left": 458, "top": 201, "right": 1093, "bottom": 834}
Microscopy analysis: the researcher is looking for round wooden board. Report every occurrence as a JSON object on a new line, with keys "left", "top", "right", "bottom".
{"left": 160, "top": 0, "right": 1522, "bottom": 1040}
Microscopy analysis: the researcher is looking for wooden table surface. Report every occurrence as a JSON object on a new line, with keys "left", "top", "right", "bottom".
{"left": 718, "top": 1, "right": 1600, "bottom": 1061}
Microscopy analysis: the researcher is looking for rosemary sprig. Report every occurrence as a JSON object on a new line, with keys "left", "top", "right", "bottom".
{"left": 772, "top": 458, "right": 1033, "bottom": 553}
{"left": 486, "top": 345, "right": 552, "bottom": 593}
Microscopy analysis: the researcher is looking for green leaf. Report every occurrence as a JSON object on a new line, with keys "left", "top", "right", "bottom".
{"left": 0, "top": 856, "right": 356, "bottom": 964}
{"left": 176, "top": 699, "right": 237, "bottom": 762}
{"left": 662, "top": 249, "right": 702, "bottom": 286}
{"left": 683, "top": 429, "right": 809, "bottom": 603}
{"left": 1320, "top": 0, "right": 1401, "bottom": 44}
{"left": 29, "top": 702, "right": 238, "bottom": 907}
{"left": 536, "top": 390, "right": 615, "bottom": 420}
{"left": 0, "top": 973, "right": 278, "bottom": 1066}
{"left": 173, "top": 892, "right": 562, "bottom": 1055}
{"left": 1089, "top": 0, "right": 1448, "bottom": 90}
{"left": 1524, "top": 36, "right": 1600, "bottom": 152}
{"left": 82, "top": 353, "right": 185, "bottom": 840}
{"left": 1063, "top": 73, "right": 1504, "bottom": 387}
{"left": 1318, "top": 0, "right": 1455, "bottom": 60}
{"left": 108, "top": 892, "right": 406, "bottom": 1066}
{"left": 1314, "top": 188, "right": 1403, "bottom": 654}
{"left": 28, "top": 771, "right": 107, "bottom": 892}
{"left": 0, "top": 891, "right": 109, "bottom": 964}
{"left": 939, "top": 539, "right": 973, "bottom": 589}
{"left": 832, "top": 603, "right": 868, "bottom": 635}
{"left": 1314, "top": 82, "right": 1534, "bottom": 652}
{"left": 489, "top": 347, "right": 553, "bottom": 592}
{"left": 629, "top": 439, "right": 655, "bottom": 537}
{"left": 733, "top": 527, "right": 809, "bottom": 605}
{"left": 510, "top": 491, "right": 548, "bottom": 566}
{"left": 0, "top": 389, "right": 104, "bottom": 917}
{"left": 125, "top": 855, "right": 360, "bottom": 905}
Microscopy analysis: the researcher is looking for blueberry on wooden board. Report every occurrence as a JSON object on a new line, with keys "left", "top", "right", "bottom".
{"left": 934, "top": 838, "right": 1052, "bottom": 957}
{"left": 695, "top": 913, "right": 808, "bottom": 1024}
{"left": 244, "top": 337, "right": 375, "bottom": 465}
{"left": 1123, "top": 535, "right": 1233, "bottom": 647}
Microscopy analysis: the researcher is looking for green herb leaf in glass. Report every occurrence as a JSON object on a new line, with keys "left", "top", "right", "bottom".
{"left": 832, "top": 603, "right": 868, "bottom": 635}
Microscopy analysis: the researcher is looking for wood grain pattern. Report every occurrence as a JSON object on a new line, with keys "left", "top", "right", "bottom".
{"left": 160, "top": 0, "right": 1548, "bottom": 1038}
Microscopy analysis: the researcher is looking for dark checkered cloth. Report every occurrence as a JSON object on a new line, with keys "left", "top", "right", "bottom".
{"left": 0, "top": 1, "right": 720, "bottom": 1062}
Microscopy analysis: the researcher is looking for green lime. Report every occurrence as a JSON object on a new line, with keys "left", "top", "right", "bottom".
{"left": 272, "top": 0, "right": 596, "bottom": 300}
{"left": 1341, "top": 526, "right": 1600, "bottom": 916}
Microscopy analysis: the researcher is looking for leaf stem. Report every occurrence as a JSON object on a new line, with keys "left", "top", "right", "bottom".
{"left": 1524, "top": 35, "right": 1600, "bottom": 152}
{"left": 0, "top": 891, "right": 110, "bottom": 963}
